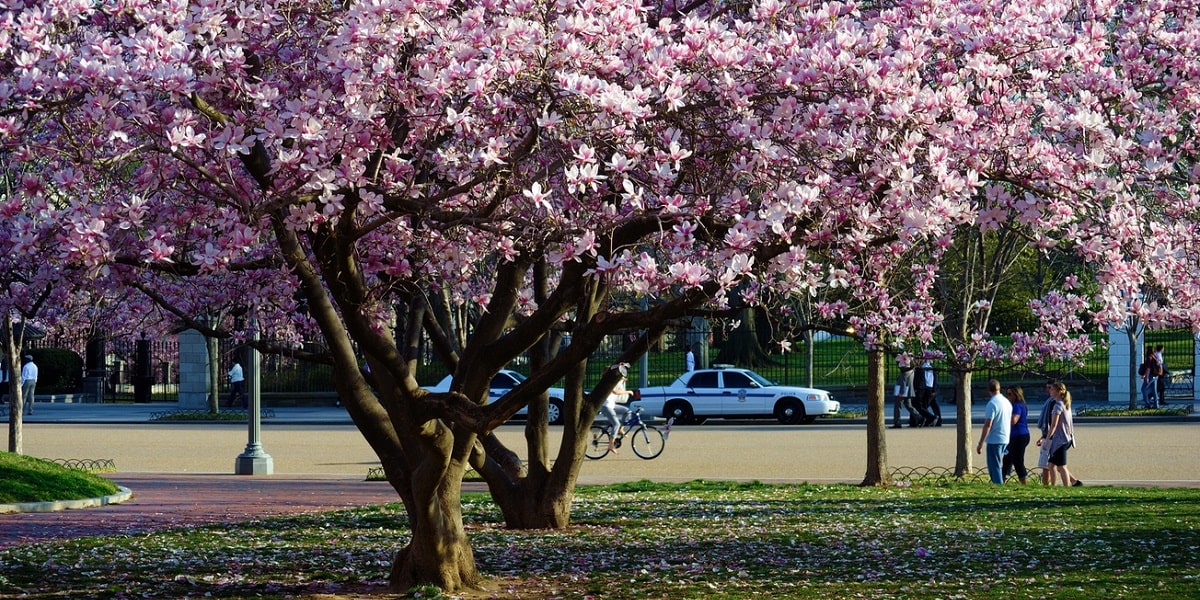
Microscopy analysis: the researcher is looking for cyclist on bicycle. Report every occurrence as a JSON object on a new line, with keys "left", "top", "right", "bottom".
{"left": 601, "top": 363, "right": 634, "bottom": 454}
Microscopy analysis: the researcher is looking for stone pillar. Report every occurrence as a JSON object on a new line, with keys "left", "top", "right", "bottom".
{"left": 177, "top": 329, "right": 210, "bottom": 410}
{"left": 1193, "top": 333, "right": 1200, "bottom": 405}
{"left": 1107, "top": 326, "right": 1139, "bottom": 404}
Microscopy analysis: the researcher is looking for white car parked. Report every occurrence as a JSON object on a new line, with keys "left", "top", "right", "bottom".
{"left": 426, "top": 369, "right": 566, "bottom": 425}
{"left": 630, "top": 366, "right": 839, "bottom": 425}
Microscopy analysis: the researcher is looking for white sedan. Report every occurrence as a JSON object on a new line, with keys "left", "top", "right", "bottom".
{"left": 426, "top": 370, "right": 566, "bottom": 425}
{"left": 631, "top": 367, "right": 839, "bottom": 425}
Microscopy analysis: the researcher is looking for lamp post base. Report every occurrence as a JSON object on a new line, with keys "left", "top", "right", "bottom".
{"left": 235, "top": 445, "right": 274, "bottom": 475}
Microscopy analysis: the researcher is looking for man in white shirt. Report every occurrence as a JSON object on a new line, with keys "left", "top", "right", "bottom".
{"left": 21, "top": 355, "right": 38, "bottom": 416}
{"left": 228, "top": 361, "right": 246, "bottom": 408}
{"left": 975, "top": 379, "right": 1012, "bottom": 484}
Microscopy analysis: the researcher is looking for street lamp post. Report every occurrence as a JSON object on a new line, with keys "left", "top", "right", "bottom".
{"left": 235, "top": 328, "right": 273, "bottom": 475}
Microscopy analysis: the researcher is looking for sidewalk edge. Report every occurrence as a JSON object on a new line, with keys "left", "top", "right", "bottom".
{"left": 0, "top": 485, "right": 132, "bottom": 514}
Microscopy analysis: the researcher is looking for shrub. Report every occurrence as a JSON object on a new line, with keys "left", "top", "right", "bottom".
{"left": 27, "top": 348, "right": 84, "bottom": 393}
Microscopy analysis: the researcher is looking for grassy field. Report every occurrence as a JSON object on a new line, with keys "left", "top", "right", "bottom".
{"left": 1, "top": 480, "right": 1197, "bottom": 599}
{"left": 0, "top": 453, "right": 119, "bottom": 504}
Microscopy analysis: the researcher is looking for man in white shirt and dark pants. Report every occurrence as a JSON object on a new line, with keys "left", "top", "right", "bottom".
{"left": 21, "top": 354, "right": 38, "bottom": 416}
{"left": 975, "top": 379, "right": 1012, "bottom": 484}
{"left": 228, "top": 361, "right": 246, "bottom": 408}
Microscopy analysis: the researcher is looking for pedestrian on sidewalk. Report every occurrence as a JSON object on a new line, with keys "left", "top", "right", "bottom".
{"left": 21, "top": 354, "right": 38, "bottom": 416}
{"left": 1139, "top": 348, "right": 1161, "bottom": 408}
{"left": 1155, "top": 344, "right": 1169, "bottom": 406}
{"left": 975, "top": 379, "right": 1012, "bottom": 484}
{"left": 891, "top": 356, "right": 920, "bottom": 428}
{"left": 1001, "top": 386, "right": 1030, "bottom": 484}
{"left": 914, "top": 360, "right": 941, "bottom": 427}
{"left": 1036, "top": 381, "right": 1058, "bottom": 484}
{"left": 1039, "top": 381, "right": 1080, "bottom": 487}
{"left": 228, "top": 361, "right": 246, "bottom": 409}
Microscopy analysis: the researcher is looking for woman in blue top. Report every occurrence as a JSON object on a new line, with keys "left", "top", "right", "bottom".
{"left": 1001, "top": 386, "right": 1030, "bottom": 484}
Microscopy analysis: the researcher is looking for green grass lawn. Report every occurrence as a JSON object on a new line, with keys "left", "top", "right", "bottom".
{"left": 2, "top": 480, "right": 1197, "bottom": 599}
{"left": 0, "top": 452, "right": 119, "bottom": 503}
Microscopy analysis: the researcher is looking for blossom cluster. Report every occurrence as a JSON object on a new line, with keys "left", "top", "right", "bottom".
{"left": 0, "top": 0, "right": 1197, "bottom": 348}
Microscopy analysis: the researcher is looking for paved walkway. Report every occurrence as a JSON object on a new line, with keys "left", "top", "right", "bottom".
{"left": 0, "top": 473, "right": 409, "bottom": 549}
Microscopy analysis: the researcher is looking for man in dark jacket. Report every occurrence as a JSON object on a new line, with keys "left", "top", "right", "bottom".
{"left": 914, "top": 360, "right": 941, "bottom": 427}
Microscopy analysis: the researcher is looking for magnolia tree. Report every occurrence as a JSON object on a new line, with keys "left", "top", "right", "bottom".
{"left": 6, "top": 0, "right": 1200, "bottom": 593}
{"left": 0, "top": 167, "right": 112, "bottom": 451}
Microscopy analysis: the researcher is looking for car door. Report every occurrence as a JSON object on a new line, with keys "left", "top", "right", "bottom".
{"left": 489, "top": 372, "right": 519, "bottom": 404}
{"left": 681, "top": 370, "right": 722, "bottom": 417}
{"left": 719, "top": 370, "right": 764, "bottom": 416}
{"left": 491, "top": 371, "right": 532, "bottom": 416}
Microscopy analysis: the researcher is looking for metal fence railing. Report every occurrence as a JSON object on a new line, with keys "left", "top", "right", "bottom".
{"left": 19, "top": 325, "right": 1198, "bottom": 405}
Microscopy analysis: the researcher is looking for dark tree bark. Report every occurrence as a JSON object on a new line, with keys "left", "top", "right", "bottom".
{"left": 953, "top": 369, "right": 975, "bottom": 477}
{"left": 206, "top": 335, "right": 221, "bottom": 413}
{"left": 861, "top": 347, "right": 892, "bottom": 486}
{"left": 714, "top": 308, "right": 778, "bottom": 368}
{"left": 5, "top": 316, "right": 24, "bottom": 454}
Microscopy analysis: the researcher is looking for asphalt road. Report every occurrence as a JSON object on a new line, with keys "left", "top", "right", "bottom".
{"left": 17, "top": 419, "right": 1200, "bottom": 486}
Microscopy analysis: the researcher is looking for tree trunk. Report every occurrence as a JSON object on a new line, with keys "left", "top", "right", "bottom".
{"left": 483, "top": 388, "right": 590, "bottom": 530}
{"left": 5, "top": 316, "right": 23, "bottom": 454}
{"left": 953, "top": 370, "right": 974, "bottom": 477}
{"left": 861, "top": 347, "right": 892, "bottom": 486}
{"left": 803, "top": 329, "right": 814, "bottom": 388}
{"left": 207, "top": 335, "right": 221, "bottom": 413}
{"left": 387, "top": 455, "right": 482, "bottom": 591}
{"left": 684, "top": 317, "right": 709, "bottom": 371}
{"left": 480, "top": 344, "right": 583, "bottom": 530}
{"left": 486, "top": 467, "right": 575, "bottom": 529}
{"left": 714, "top": 308, "right": 777, "bottom": 368}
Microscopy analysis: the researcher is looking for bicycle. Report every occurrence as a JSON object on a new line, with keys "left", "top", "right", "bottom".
{"left": 585, "top": 406, "right": 671, "bottom": 460}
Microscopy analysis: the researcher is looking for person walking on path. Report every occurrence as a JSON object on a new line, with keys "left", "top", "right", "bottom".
{"left": 1039, "top": 381, "right": 1080, "bottom": 487}
{"left": 20, "top": 354, "right": 37, "bottom": 416}
{"left": 1001, "top": 386, "right": 1030, "bottom": 484}
{"left": 891, "top": 356, "right": 922, "bottom": 428}
{"left": 914, "top": 360, "right": 941, "bottom": 427}
{"left": 975, "top": 379, "right": 1012, "bottom": 484}
{"left": 228, "top": 361, "right": 246, "bottom": 409}
{"left": 1036, "top": 381, "right": 1059, "bottom": 484}
{"left": 1155, "top": 344, "right": 1169, "bottom": 406}
{"left": 1139, "top": 348, "right": 1161, "bottom": 408}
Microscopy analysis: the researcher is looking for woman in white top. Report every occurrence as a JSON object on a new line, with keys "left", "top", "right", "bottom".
{"left": 601, "top": 364, "right": 633, "bottom": 453}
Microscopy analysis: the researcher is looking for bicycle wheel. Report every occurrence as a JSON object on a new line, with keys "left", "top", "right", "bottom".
{"left": 630, "top": 425, "right": 665, "bottom": 459}
{"left": 584, "top": 425, "right": 612, "bottom": 460}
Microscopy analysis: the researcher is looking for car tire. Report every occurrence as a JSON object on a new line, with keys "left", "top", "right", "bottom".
{"left": 547, "top": 399, "right": 564, "bottom": 425}
{"left": 663, "top": 400, "right": 695, "bottom": 425}
{"left": 775, "top": 399, "right": 805, "bottom": 425}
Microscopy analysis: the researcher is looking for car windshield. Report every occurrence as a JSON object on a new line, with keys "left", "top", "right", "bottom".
{"left": 492, "top": 372, "right": 524, "bottom": 389}
{"left": 742, "top": 370, "right": 775, "bottom": 386}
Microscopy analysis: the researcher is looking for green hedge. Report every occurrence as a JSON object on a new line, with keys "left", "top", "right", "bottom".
{"left": 27, "top": 348, "right": 83, "bottom": 394}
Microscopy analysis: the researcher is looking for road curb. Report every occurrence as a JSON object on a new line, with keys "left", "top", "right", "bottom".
{"left": 0, "top": 486, "right": 132, "bottom": 514}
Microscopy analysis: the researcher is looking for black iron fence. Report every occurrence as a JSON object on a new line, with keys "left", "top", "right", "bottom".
{"left": 22, "top": 325, "right": 1197, "bottom": 405}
